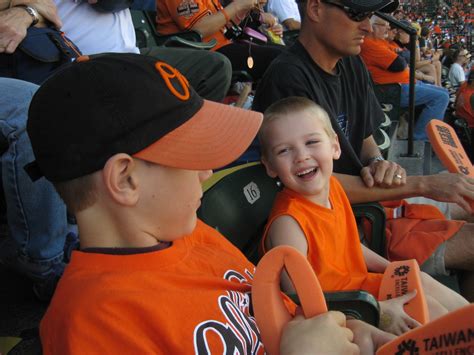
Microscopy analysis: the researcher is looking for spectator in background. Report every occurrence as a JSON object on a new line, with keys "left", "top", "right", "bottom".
{"left": 266, "top": 0, "right": 301, "bottom": 30}
{"left": 360, "top": 15, "right": 449, "bottom": 141}
{"left": 455, "top": 67, "right": 474, "bottom": 128}
{"left": 449, "top": 48, "right": 472, "bottom": 88}
{"left": 157, "top": 0, "right": 284, "bottom": 80}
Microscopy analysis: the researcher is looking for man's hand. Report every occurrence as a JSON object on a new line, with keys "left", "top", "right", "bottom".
{"left": 11, "top": 0, "right": 62, "bottom": 28}
{"left": 270, "top": 23, "right": 283, "bottom": 37}
{"left": 379, "top": 291, "right": 422, "bottom": 336}
{"left": 420, "top": 173, "right": 474, "bottom": 214}
{"left": 346, "top": 319, "right": 395, "bottom": 355}
{"left": 280, "top": 311, "right": 360, "bottom": 355}
{"left": 260, "top": 12, "right": 277, "bottom": 27}
{"left": 0, "top": 7, "right": 32, "bottom": 53}
{"left": 360, "top": 159, "right": 407, "bottom": 188}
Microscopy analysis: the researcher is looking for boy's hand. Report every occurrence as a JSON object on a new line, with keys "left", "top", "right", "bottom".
{"left": 346, "top": 319, "right": 395, "bottom": 355}
{"left": 379, "top": 290, "right": 422, "bottom": 335}
{"left": 280, "top": 312, "right": 360, "bottom": 355}
{"left": 360, "top": 160, "right": 406, "bottom": 188}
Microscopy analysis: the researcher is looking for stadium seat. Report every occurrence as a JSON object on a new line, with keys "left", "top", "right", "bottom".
{"left": 198, "top": 163, "right": 380, "bottom": 326}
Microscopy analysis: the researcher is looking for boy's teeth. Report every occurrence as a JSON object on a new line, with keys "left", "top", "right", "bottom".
{"left": 297, "top": 168, "right": 316, "bottom": 176}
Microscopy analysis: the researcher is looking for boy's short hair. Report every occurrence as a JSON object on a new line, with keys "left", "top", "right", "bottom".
{"left": 259, "top": 97, "right": 336, "bottom": 156}
{"left": 26, "top": 53, "right": 263, "bottom": 211}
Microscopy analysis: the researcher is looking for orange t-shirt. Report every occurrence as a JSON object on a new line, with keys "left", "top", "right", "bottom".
{"left": 382, "top": 200, "right": 466, "bottom": 264}
{"left": 261, "top": 176, "right": 382, "bottom": 298}
{"left": 40, "top": 220, "right": 265, "bottom": 354}
{"left": 360, "top": 37, "right": 410, "bottom": 85}
{"left": 456, "top": 82, "right": 474, "bottom": 127}
{"left": 156, "top": 0, "right": 231, "bottom": 50}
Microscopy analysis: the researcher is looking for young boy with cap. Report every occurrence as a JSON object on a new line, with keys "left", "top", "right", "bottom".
{"left": 27, "top": 53, "right": 372, "bottom": 354}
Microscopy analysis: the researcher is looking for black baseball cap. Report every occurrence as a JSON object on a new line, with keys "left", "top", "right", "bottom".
{"left": 27, "top": 53, "right": 263, "bottom": 182}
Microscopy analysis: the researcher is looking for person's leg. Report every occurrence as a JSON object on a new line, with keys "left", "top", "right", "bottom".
{"left": 421, "top": 272, "right": 468, "bottom": 317}
{"left": 0, "top": 78, "right": 77, "bottom": 300}
{"left": 217, "top": 42, "right": 284, "bottom": 81}
{"left": 444, "top": 223, "right": 474, "bottom": 301}
{"left": 140, "top": 47, "right": 232, "bottom": 102}
{"left": 400, "top": 82, "right": 449, "bottom": 140}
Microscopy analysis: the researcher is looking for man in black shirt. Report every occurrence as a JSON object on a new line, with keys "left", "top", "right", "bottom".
{"left": 252, "top": 0, "right": 474, "bottom": 300}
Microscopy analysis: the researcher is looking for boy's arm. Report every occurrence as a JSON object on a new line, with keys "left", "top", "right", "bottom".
{"left": 361, "top": 244, "right": 389, "bottom": 273}
{"left": 265, "top": 215, "right": 308, "bottom": 293}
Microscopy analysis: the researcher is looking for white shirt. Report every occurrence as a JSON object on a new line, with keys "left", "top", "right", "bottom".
{"left": 55, "top": 0, "right": 140, "bottom": 55}
{"left": 448, "top": 62, "right": 466, "bottom": 88}
{"left": 266, "top": 0, "right": 300, "bottom": 28}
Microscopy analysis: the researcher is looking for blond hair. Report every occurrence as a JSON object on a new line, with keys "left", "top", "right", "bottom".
{"left": 258, "top": 97, "right": 336, "bottom": 156}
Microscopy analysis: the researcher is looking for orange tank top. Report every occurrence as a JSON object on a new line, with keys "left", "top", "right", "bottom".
{"left": 261, "top": 176, "right": 382, "bottom": 298}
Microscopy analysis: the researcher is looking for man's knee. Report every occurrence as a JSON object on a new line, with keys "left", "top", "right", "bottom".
{"left": 202, "top": 51, "right": 232, "bottom": 82}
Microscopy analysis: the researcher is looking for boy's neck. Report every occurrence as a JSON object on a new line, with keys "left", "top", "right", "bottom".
{"left": 75, "top": 207, "right": 162, "bottom": 249}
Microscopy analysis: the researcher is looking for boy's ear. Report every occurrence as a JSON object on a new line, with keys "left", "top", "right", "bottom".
{"left": 102, "top": 153, "right": 140, "bottom": 206}
{"left": 261, "top": 155, "right": 279, "bottom": 178}
{"left": 332, "top": 135, "right": 342, "bottom": 160}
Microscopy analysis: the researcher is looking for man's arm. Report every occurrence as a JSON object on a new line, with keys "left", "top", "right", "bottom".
{"left": 282, "top": 18, "right": 300, "bottom": 30}
{"left": 4, "top": 0, "right": 61, "bottom": 27}
{"left": 359, "top": 135, "right": 407, "bottom": 188}
{"left": 0, "top": 0, "right": 61, "bottom": 54}
{"left": 181, "top": 0, "right": 255, "bottom": 38}
{"left": 335, "top": 172, "right": 474, "bottom": 213}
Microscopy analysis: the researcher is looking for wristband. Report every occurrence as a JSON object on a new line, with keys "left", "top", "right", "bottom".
{"left": 366, "top": 155, "right": 385, "bottom": 166}
{"left": 221, "top": 8, "right": 230, "bottom": 24}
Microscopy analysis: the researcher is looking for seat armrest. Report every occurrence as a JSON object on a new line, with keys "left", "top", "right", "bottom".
{"left": 158, "top": 35, "right": 217, "bottom": 49}
{"left": 287, "top": 290, "right": 380, "bottom": 327}
{"left": 352, "top": 202, "right": 386, "bottom": 257}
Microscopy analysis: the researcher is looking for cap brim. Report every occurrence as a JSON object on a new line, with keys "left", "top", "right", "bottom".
{"left": 379, "top": 0, "right": 399, "bottom": 13}
{"left": 342, "top": 0, "right": 397, "bottom": 12}
{"left": 134, "top": 100, "right": 263, "bottom": 170}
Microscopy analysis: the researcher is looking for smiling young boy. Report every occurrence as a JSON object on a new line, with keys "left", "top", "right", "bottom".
{"left": 259, "top": 97, "right": 469, "bottom": 335}
{"left": 25, "top": 53, "right": 372, "bottom": 354}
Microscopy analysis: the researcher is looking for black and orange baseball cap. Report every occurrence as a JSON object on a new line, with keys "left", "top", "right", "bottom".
{"left": 26, "top": 53, "right": 262, "bottom": 182}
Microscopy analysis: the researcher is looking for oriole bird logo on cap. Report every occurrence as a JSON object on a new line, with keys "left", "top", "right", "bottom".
{"left": 155, "top": 61, "right": 190, "bottom": 101}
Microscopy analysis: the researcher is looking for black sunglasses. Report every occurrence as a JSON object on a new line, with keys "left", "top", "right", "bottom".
{"left": 321, "top": 0, "right": 374, "bottom": 22}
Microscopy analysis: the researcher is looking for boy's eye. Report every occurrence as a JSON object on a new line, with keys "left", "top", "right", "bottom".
{"left": 306, "top": 140, "right": 319, "bottom": 145}
{"left": 277, "top": 147, "right": 289, "bottom": 155}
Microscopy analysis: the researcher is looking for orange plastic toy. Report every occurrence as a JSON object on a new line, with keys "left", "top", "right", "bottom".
{"left": 426, "top": 119, "right": 474, "bottom": 211}
{"left": 252, "top": 246, "right": 327, "bottom": 355}
{"left": 252, "top": 247, "right": 474, "bottom": 354}
{"left": 378, "top": 259, "right": 429, "bottom": 325}
{"left": 376, "top": 304, "right": 474, "bottom": 355}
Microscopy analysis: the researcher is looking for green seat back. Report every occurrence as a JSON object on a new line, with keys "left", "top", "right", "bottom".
{"left": 198, "top": 164, "right": 279, "bottom": 265}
